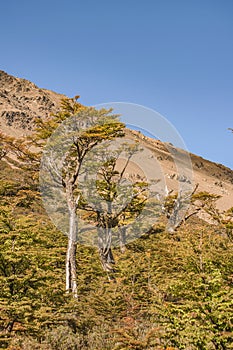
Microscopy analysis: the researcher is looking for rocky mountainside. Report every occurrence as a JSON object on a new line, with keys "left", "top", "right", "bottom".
{"left": 0, "top": 70, "right": 65, "bottom": 136}
{"left": 0, "top": 70, "right": 233, "bottom": 213}
{"left": 126, "top": 129, "right": 233, "bottom": 213}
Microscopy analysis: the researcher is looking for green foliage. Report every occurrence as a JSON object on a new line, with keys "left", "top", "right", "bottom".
{"left": 0, "top": 205, "right": 67, "bottom": 347}
{"left": 1, "top": 97, "right": 233, "bottom": 349}
{"left": 34, "top": 96, "right": 85, "bottom": 141}
{"left": 1, "top": 203, "right": 233, "bottom": 349}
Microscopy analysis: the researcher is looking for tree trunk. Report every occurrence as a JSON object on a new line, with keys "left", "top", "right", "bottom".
{"left": 98, "top": 227, "right": 115, "bottom": 276}
{"left": 99, "top": 246, "right": 115, "bottom": 273}
{"left": 118, "top": 226, "right": 126, "bottom": 253}
{"left": 66, "top": 208, "right": 78, "bottom": 298}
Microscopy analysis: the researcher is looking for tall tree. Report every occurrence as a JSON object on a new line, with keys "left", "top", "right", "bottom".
{"left": 77, "top": 143, "right": 150, "bottom": 275}
{"left": 1, "top": 97, "right": 125, "bottom": 297}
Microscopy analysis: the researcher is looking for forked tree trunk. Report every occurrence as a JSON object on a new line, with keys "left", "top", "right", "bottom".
{"left": 66, "top": 207, "right": 78, "bottom": 298}
{"left": 98, "top": 227, "right": 115, "bottom": 276}
{"left": 99, "top": 246, "right": 115, "bottom": 273}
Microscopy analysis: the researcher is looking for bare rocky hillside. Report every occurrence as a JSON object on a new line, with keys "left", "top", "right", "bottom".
{"left": 126, "top": 129, "right": 233, "bottom": 214}
{"left": 0, "top": 70, "right": 65, "bottom": 137}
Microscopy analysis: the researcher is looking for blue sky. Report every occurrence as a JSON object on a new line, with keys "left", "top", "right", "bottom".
{"left": 1, "top": 0, "right": 233, "bottom": 169}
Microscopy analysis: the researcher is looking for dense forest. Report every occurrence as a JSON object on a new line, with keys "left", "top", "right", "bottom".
{"left": 0, "top": 98, "right": 233, "bottom": 350}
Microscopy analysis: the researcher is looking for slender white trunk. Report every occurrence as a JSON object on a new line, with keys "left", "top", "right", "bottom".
{"left": 66, "top": 208, "right": 78, "bottom": 298}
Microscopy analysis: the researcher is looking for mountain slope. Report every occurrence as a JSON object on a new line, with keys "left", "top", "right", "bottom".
{"left": 0, "top": 70, "right": 232, "bottom": 212}
{"left": 126, "top": 129, "right": 233, "bottom": 212}
{"left": 0, "top": 70, "right": 65, "bottom": 137}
